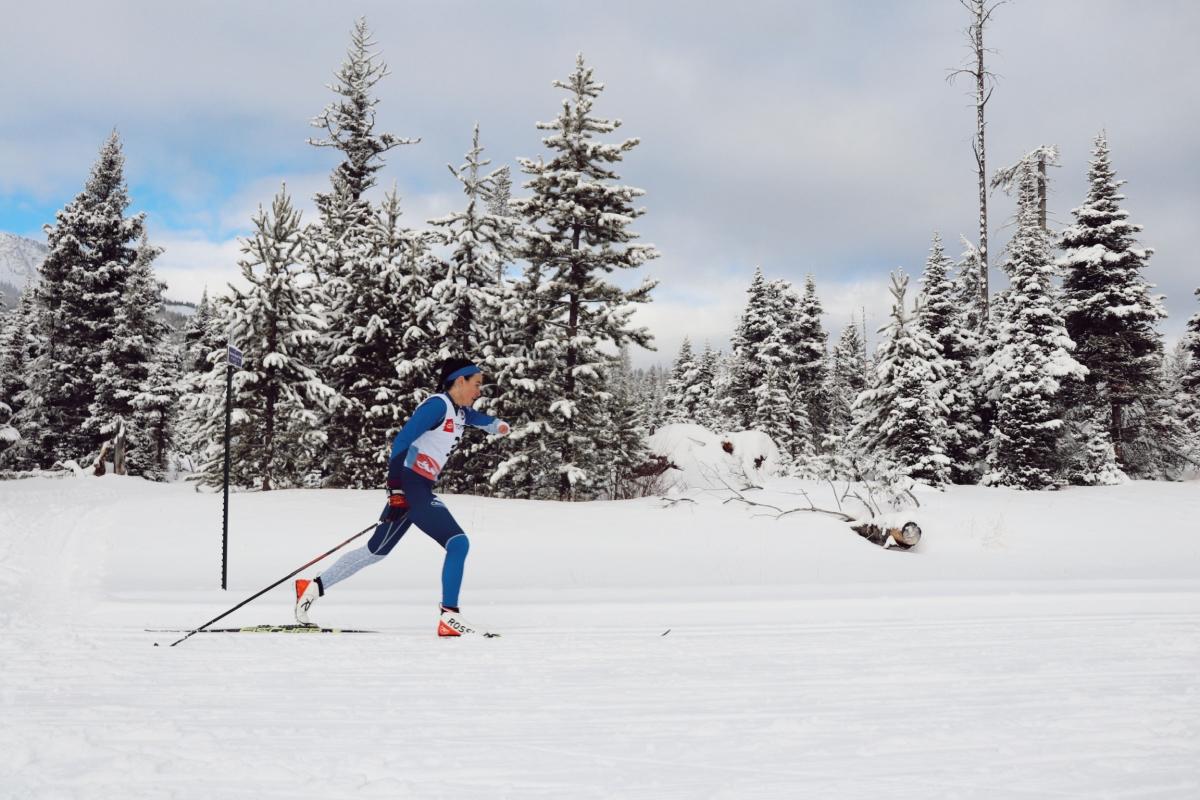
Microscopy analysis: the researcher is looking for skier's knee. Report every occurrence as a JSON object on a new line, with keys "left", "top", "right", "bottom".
{"left": 446, "top": 534, "right": 470, "bottom": 558}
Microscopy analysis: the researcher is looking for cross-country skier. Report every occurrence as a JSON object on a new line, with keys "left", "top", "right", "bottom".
{"left": 294, "top": 358, "right": 510, "bottom": 637}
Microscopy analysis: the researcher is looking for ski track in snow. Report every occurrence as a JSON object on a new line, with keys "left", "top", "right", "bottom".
{"left": 2, "top": 476, "right": 1199, "bottom": 798}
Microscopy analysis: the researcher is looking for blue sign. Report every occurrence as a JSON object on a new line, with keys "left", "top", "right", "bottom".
{"left": 227, "top": 345, "right": 244, "bottom": 368}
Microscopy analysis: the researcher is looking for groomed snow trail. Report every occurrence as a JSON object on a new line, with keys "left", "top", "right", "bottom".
{"left": 2, "top": 476, "right": 1198, "bottom": 798}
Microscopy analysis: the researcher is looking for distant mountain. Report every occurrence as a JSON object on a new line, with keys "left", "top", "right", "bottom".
{"left": 0, "top": 233, "right": 47, "bottom": 292}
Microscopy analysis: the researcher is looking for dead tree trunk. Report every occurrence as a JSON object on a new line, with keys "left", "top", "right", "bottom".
{"left": 949, "top": 0, "right": 1004, "bottom": 325}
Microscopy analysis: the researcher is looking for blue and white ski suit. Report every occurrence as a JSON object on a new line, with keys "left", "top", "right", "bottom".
{"left": 316, "top": 393, "right": 505, "bottom": 608}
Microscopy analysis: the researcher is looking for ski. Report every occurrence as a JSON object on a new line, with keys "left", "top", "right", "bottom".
{"left": 148, "top": 624, "right": 375, "bottom": 634}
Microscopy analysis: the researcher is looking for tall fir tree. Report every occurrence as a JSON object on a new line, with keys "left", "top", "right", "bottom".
{"left": 663, "top": 337, "right": 704, "bottom": 423}
{"left": 86, "top": 235, "right": 169, "bottom": 475}
{"left": 193, "top": 187, "right": 334, "bottom": 491}
{"left": 26, "top": 131, "right": 145, "bottom": 466}
{"left": 133, "top": 338, "right": 183, "bottom": 481}
{"left": 515, "top": 54, "right": 658, "bottom": 499}
{"left": 727, "top": 267, "right": 774, "bottom": 430}
{"left": 693, "top": 343, "right": 723, "bottom": 431}
{"left": 918, "top": 232, "right": 983, "bottom": 483}
{"left": 599, "top": 347, "right": 649, "bottom": 499}
{"left": 852, "top": 270, "right": 951, "bottom": 486}
{"left": 792, "top": 275, "right": 830, "bottom": 438}
{"left": 0, "top": 289, "right": 39, "bottom": 469}
{"left": 429, "top": 128, "right": 519, "bottom": 494}
{"left": 1171, "top": 291, "right": 1200, "bottom": 460}
{"left": 307, "top": 18, "right": 421, "bottom": 486}
{"left": 825, "top": 319, "right": 868, "bottom": 440}
{"left": 1059, "top": 132, "right": 1166, "bottom": 472}
{"left": 488, "top": 261, "right": 561, "bottom": 498}
{"left": 983, "top": 163, "right": 1086, "bottom": 489}
{"left": 428, "top": 125, "right": 508, "bottom": 364}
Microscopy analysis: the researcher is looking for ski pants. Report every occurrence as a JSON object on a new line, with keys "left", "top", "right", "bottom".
{"left": 317, "top": 467, "right": 470, "bottom": 608}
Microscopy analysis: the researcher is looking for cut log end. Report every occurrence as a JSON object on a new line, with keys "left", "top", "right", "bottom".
{"left": 851, "top": 521, "right": 922, "bottom": 550}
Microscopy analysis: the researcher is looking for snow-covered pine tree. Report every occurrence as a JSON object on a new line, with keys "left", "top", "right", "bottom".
{"left": 306, "top": 20, "right": 423, "bottom": 488}
{"left": 26, "top": 131, "right": 145, "bottom": 467}
{"left": 852, "top": 270, "right": 951, "bottom": 487}
{"left": 1059, "top": 132, "right": 1166, "bottom": 472}
{"left": 825, "top": 319, "right": 868, "bottom": 440}
{"left": 174, "top": 289, "right": 227, "bottom": 470}
{"left": 693, "top": 343, "right": 723, "bottom": 431}
{"left": 133, "top": 337, "right": 183, "bottom": 480}
{"left": 792, "top": 275, "right": 830, "bottom": 438}
{"left": 1061, "top": 403, "right": 1126, "bottom": 486}
{"left": 599, "top": 346, "right": 649, "bottom": 499}
{"left": 727, "top": 267, "right": 774, "bottom": 430}
{"left": 515, "top": 54, "right": 659, "bottom": 500}
{"left": 754, "top": 363, "right": 794, "bottom": 469}
{"left": 663, "top": 337, "right": 703, "bottom": 423}
{"left": 0, "top": 289, "right": 39, "bottom": 469}
{"left": 86, "top": 235, "right": 169, "bottom": 475}
{"left": 194, "top": 187, "right": 334, "bottom": 491}
{"left": 428, "top": 125, "right": 508, "bottom": 366}
{"left": 918, "top": 232, "right": 982, "bottom": 483}
{"left": 429, "top": 127, "right": 522, "bottom": 494}
{"left": 983, "top": 163, "right": 1086, "bottom": 489}
{"left": 1181, "top": 289, "right": 1200, "bottom": 451}
{"left": 307, "top": 17, "right": 418, "bottom": 243}
{"left": 488, "top": 261, "right": 561, "bottom": 498}
{"left": 321, "top": 186, "right": 435, "bottom": 488}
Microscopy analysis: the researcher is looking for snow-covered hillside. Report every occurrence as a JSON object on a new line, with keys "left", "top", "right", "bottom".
{"left": 1, "top": 475, "right": 1198, "bottom": 798}
{"left": 0, "top": 232, "right": 47, "bottom": 290}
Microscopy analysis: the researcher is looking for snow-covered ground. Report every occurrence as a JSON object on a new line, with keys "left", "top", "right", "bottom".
{"left": 2, "top": 475, "right": 1198, "bottom": 798}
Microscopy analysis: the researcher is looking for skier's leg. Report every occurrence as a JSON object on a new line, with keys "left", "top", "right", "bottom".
{"left": 441, "top": 534, "right": 470, "bottom": 610}
{"left": 315, "top": 508, "right": 413, "bottom": 592}
{"left": 400, "top": 469, "right": 469, "bottom": 609}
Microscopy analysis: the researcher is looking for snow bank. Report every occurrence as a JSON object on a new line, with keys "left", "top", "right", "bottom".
{"left": 646, "top": 423, "right": 782, "bottom": 491}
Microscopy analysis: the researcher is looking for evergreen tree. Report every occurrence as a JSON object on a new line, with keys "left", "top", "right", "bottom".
{"left": 852, "top": 271, "right": 951, "bottom": 486}
{"left": 693, "top": 343, "right": 723, "bottom": 431}
{"left": 193, "top": 187, "right": 334, "bottom": 491}
{"left": 133, "top": 338, "right": 183, "bottom": 480}
{"left": 321, "top": 188, "right": 435, "bottom": 488}
{"left": 1059, "top": 132, "right": 1166, "bottom": 471}
{"left": 0, "top": 289, "right": 38, "bottom": 469}
{"left": 306, "top": 20, "right": 422, "bottom": 487}
{"left": 428, "top": 125, "right": 508, "bottom": 363}
{"left": 1181, "top": 289, "right": 1200, "bottom": 449}
{"left": 488, "top": 262, "right": 561, "bottom": 498}
{"left": 983, "top": 163, "right": 1086, "bottom": 489}
{"left": 600, "top": 347, "right": 649, "bottom": 499}
{"left": 26, "top": 131, "right": 145, "bottom": 466}
{"left": 727, "top": 267, "right": 774, "bottom": 429}
{"left": 86, "top": 235, "right": 169, "bottom": 475}
{"left": 825, "top": 319, "right": 868, "bottom": 439}
{"left": 175, "top": 289, "right": 227, "bottom": 470}
{"left": 307, "top": 17, "right": 418, "bottom": 235}
{"left": 515, "top": 54, "right": 658, "bottom": 499}
{"left": 918, "top": 232, "right": 983, "bottom": 483}
{"left": 663, "top": 337, "right": 703, "bottom": 423}
{"left": 792, "top": 275, "right": 830, "bottom": 436}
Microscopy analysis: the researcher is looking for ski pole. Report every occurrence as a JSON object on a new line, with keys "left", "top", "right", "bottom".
{"left": 163, "top": 520, "right": 378, "bottom": 648}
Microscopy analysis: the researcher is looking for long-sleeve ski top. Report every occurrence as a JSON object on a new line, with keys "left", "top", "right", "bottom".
{"left": 386, "top": 394, "right": 504, "bottom": 486}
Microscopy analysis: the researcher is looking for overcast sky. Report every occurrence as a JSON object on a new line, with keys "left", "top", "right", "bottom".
{"left": 1, "top": 0, "right": 1196, "bottom": 366}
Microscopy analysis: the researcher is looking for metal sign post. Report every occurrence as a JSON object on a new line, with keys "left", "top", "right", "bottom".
{"left": 222, "top": 344, "right": 243, "bottom": 590}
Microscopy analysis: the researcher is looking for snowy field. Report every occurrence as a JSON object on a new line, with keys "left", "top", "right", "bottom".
{"left": 2, "top": 475, "right": 1199, "bottom": 799}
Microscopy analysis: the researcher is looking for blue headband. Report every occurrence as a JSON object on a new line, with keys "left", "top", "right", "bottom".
{"left": 445, "top": 364, "right": 481, "bottom": 386}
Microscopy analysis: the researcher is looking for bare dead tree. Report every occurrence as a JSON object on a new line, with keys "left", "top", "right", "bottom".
{"left": 948, "top": 0, "right": 1006, "bottom": 325}
{"left": 992, "top": 145, "right": 1060, "bottom": 232}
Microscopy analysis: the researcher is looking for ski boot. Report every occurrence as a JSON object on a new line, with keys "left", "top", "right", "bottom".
{"left": 437, "top": 605, "right": 499, "bottom": 638}
{"left": 295, "top": 578, "right": 321, "bottom": 625}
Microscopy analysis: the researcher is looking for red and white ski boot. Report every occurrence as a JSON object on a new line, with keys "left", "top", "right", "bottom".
{"left": 294, "top": 579, "right": 320, "bottom": 626}
{"left": 437, "top": 605, "right": 499, "bottom": 638}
